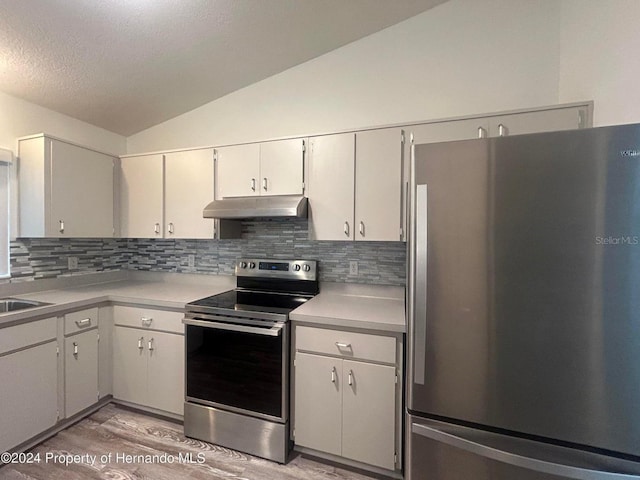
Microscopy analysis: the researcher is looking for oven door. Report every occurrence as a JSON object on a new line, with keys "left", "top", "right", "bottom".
{"left": 184, "top": 315, "right": 288, "bottom": 423}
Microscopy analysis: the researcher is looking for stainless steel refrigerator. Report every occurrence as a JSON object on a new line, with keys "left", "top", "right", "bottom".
{"left": 407, "top": 124, "right": 640, "bottom": 479}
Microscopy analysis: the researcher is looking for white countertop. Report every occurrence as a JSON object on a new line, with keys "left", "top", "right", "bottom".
{"left": 290, "top": 283, "right": 406, "bottom": 333}
{"left": 0, "top": 272, "right": 405, "bottom": 333}
{"left": 0, "top": 272, "right": 235, "bottom": 327}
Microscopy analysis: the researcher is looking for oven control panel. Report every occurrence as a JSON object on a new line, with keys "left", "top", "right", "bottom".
{"left": 235, "top": 258, "right": 317, "bottom": 280}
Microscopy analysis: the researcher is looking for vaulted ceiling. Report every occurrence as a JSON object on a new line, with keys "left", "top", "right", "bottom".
{"left": 0, "top": 0, "right": 446, "bottom": 136}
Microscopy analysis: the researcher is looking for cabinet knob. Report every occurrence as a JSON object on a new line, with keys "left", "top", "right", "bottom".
{"left": 59, "top": 220, "right": 65, "bottom": 234}
{"left": 331, "top": 366, "right": 336, "bottom": 383}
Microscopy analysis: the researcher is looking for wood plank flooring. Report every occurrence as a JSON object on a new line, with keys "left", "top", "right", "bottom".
{"left": 0, "top": 404, "right": 381, "bottom": 480}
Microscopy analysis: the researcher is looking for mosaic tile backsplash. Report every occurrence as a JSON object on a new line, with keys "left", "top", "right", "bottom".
{"left": 7, "top": 219, "right": 406, "bottom": 285}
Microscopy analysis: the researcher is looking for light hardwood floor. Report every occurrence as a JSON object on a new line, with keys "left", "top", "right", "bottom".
{"left": 0, "top": 404, "right": 381, "bottom": 480}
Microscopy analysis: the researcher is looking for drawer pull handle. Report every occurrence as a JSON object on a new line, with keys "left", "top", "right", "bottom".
{"left": 348, "top": 370, "right": 353, "bottom": 386}
{"left": 75, "top": 318, "right": 91, "bottom": 328}
{"left": 73, "top": 342, "right": 78, "bottom": 356}
{"left": 331, "top": 366, "right": 336, "bottom": 383}
{"left": 138, "top": 337, "right": 144, "bottom": 350}
{"left": 141, "top": 317, "right": 153, "bottom": 327}
{"left": 335, "top": 342, "right": 351, "bottom": 349}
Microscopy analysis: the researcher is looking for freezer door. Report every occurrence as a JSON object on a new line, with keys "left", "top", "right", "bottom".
{"left": 408, "top": 124, "right": 640, "bottom": 457}
{"left": 407, "top": 416, "right": 640, "bottom": 480}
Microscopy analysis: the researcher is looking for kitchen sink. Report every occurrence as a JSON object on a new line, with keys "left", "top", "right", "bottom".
{"left": 0, "top": 298, "right": 51, "bottom": 313}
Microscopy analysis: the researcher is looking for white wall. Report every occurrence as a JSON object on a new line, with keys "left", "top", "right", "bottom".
{"left": 127, "top": 0, "right": 561, "bottom": 153}
{"left": 0, "top": 90, "right": 126, "bottom": 156}
{"left": 559, "top": 0, "right": 640, "bottom": 127}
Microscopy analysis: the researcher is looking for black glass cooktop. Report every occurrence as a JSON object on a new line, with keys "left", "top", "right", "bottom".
{"left": 188, "top": 289, "right": 312, "bottom": 315}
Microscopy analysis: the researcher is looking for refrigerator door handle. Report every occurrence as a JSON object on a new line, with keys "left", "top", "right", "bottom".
{"left": 413, "top": 184, "right": 428, "bottom": 385}
{"left": 412, "top": 423, "right": 637, "bottom": 480}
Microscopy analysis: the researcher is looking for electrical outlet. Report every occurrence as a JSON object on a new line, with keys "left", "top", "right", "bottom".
{"left": 188, "top": 255, "right": 195, "bottom": 268}
{"left": 349, "top": 261, "right": 358, "bottom": 276}
{"left": 68, "top": 257, "right": 78, "bottom": 270}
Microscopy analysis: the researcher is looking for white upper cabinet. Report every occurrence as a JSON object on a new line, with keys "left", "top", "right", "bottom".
{"left": 164, "top": 149, "right": 215, "bottom": 239}
{"left": 355, "top": 128, "right": 403, "bottom": 242}
{"left": 216, "top": 138, "right": 304, "bottom": 198}
{"left": 307, "top": 133, "right": 355, "bottom": 241}
{"left": 487, "top": 104, "right": 590, "bottom": 137}
{"left": 216, "top": 143, "right": 260, "bottom": 198}
{"left": 308, "top": 129, "right": 403, "bottom": 242}
{"left": 19, "top": 135, "right": 116, "bottom": 238}
{"left": 121, "top": 148, "right": 226, "bottom": 239}
{"left": 259, "top": 138, "right": 305, "bottom": 196}
{"left": 120, "top": 154, "right": 164, "bottom": 238}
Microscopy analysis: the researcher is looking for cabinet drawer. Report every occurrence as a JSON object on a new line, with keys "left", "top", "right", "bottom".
{"left": 0, "top": 318, "right": 57, "bottom": 356}
{"left": 65, "top": 308, "right": 99, "bottom": 335}
{"left": 296, "top": 326, "right": 395, "bottom": 364}
{"left": 114, "top": 306, "right": 183, "bottom": 334}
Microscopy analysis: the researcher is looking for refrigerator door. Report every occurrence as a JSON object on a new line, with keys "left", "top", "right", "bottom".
{"left": 408, "top": 124, "right": 640, "bottom": 457}
{"left": 407, "top": 416, "right": 640, "bottom": 480}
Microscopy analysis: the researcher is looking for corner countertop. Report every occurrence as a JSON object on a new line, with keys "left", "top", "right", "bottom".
{"left": 0, "top": 272, "right": 406, "bottom": 333}
{"left": 290, "top": 283, "right": 406, "bottom": 333}
{"left": 0, "top": 271, "right": 235, "bottom": 328}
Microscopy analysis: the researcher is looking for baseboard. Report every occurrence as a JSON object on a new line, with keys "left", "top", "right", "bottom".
{"left": 294, "top": 445, "right": 403, "bottom": 479}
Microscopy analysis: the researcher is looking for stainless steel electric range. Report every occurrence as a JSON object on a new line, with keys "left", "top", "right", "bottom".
{"left": 183, "top": 258, "right": 318, "bottom": 463}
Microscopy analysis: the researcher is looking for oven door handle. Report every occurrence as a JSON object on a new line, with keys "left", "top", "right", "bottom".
{"left": 183, "top": 318, "right": 284, "bottom": 336}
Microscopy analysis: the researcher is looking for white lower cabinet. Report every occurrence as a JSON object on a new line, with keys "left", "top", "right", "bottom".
{"left": 112, "top": 307, "right": 184, "bottom": 416}
{"left": 64, "top": 329, "right": 99, "bottom": 417}
{"left": 294, "top": 326, "right": 401, "bottom": 472}
{"left": 0, "top": 318, "right": 58, "bottom": 452}
{"left": 294, "top": 353, "right": 342, "bottom": 456}
{"left": 64, "top": 308, "right": 100, "bottom": 418}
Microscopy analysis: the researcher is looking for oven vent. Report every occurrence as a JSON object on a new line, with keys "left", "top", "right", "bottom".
{"left": 203, "top": 195, "right": 308, "bottom": 219}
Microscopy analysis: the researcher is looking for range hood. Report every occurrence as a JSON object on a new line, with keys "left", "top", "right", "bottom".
{"left": 203, "top": 195, "right": 308, "bottom": 219}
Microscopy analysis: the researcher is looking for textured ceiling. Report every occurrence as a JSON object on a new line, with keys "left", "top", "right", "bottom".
{"left": 0, "top": 0, "right": 446, "bottom": 136}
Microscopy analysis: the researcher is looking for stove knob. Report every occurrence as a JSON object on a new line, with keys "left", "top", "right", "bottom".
{"left": 303, "top": 264, "right": 311, "bottom": 272}
{"left": 239, "top": 261, "right": 247, "bottom": 269}
{"left": 293, "top": 264, "right": 301, "bottom": 271}
{"left": 249, "top": 262, "right": 256, "bottom": 269}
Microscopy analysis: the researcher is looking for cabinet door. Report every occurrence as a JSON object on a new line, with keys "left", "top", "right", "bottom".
{"left": 355, "top": 128, "right": 403, "bottom": 241}
{"left": 113, "top": 327, "right": 148, "bottom": 406}
{"left": 98, "top": 306, "right": 113, "bottom": 399}
{"left": 147, "top": 331, "right": 184, "bottom": 415}
{"left": 49, "top": 139, "right": 115, "bottom": 237}
{"left": 65, "top": 330, "right": 98, "bottom": 417}
{"left": 216, "top": 143, "right": 260, "bottom": 198}
{"left": 408, "top": 118, "right": 490, "bottom": 145}
{"left": 342, "top": 360, "right": 396, "bottom": 470}
{"left": 0, "top": 342, "right": 58, "bottom": 452}
{"left": 259, "top": 138, "right": 304, "bottom": 195}
{"left": 294, "top": 353, "right": 342, "bottom": 456}
{"left": 120, "top": 154, "right": 163, "bottom": 238}
{"left": 307, "top": 134, "right": 355, "bottom": 241}
{"left": 165, "top": 149, "right": 215, "bottom": 239}
{"left": 488, "top": 105, "right": 590, "bottom": 137}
